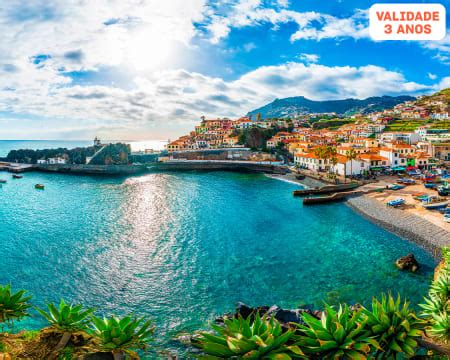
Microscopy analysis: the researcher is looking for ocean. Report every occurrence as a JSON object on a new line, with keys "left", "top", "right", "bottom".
{"left": 0, "top": 166, "right": 436, "bottom": 356}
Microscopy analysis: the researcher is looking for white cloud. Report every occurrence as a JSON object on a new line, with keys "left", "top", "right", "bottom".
{"left": 203, "top": 1, "right": 369, "bottom": 44}
{"left": 0, "top": 61, "right": 434, "bottom": 139}
{"left": 421, "top": 34, "right": 450, "bottom": 64}
{"left": 298, "top": 53, "right": 320, "bottom": 63}
{"left": 0, "top": 0, "right": 206, "bottom": 72}
{"left": 428, "top": 73, "right": 437, "bottom": 80}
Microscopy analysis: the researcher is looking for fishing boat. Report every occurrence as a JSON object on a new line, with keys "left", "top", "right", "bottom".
{"left": 422, "top": 197, "right": 450, "bottom": 210}
{"left": 388, "top": 184, "right": 405, "bottom": 190}
{"left": 396, "top": 178, "right": 415, "bottom": 185}
{"left": 12, "top": 174, "right": 23, "bottom": 179}
{"left": 35, "top": 184, "right": 45, "bottom": 190}
{"left": 387, "top": 198, "right": 405, "bottom": 207}
{"left": 424, "top": 183, "right": 437, "bottom": 189}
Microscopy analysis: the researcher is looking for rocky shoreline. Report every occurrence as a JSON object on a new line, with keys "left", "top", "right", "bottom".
{"left": 347, "top": 195, "right": 449, "bottom": 260}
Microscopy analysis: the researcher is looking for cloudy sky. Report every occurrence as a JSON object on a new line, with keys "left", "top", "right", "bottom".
{"left": 0, "top": 0, "right": 449, "bottom": 140}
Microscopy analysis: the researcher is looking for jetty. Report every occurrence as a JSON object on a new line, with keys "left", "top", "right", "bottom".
{"left": 155, "top": 160, "right": 289, "bottom": 174}
{"left": 0, "top": 162, "right": 35, "bottom": 173}
{"left": 293, "top": 182, "right": 360, "bottom": 196}
{"left": 302, "top": 190, "right": 364, "bottom": 205}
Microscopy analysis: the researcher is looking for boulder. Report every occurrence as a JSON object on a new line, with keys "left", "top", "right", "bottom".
{"left": 395, "top": 253, "right": 420, "bottom": 272}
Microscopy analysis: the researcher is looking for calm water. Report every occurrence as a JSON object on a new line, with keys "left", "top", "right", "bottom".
{"left": 0, "top": 140, "right": 167, "bottom": 157}
{"left": 0, "top": 170, "right": 436, "bottom": 356}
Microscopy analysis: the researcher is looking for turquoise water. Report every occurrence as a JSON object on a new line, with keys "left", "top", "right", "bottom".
{"left": 0, "top": 170, "right": 436, "bottom": 356}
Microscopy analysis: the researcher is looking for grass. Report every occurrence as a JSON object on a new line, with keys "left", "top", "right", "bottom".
{"left": 0, "top": 341, "right": 7, "bottom": 352}
{"left": 58, "top": 346, "right": 74, "bottom": 360}
{"left": 385, "top": 119, "right": 424, "bottom": 131}
{"left": 19, "top": 330, "right": 40, "bottom": 341}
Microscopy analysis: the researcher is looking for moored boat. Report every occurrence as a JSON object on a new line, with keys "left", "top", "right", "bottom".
{"left": 387, "top": 198, "right": 405, "bottom": 207}
{"left": 0, "top": 179, "right": 6, "bottom": 183}
{"left": 35, "top": 184, "right": 45, "bottom": 190}
{"left": 12, "top": 174, "right": 23, "bottom": 179}
{"left": 422, "top": 197, "right": 449, "bottom": 210}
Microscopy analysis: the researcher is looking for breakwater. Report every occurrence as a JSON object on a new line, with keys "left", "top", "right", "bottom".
{"left": 35, "top": 163, "right": 148, "bottom": 175}
{"left": 155, "top": 160, "right": 288, "bottom": 174}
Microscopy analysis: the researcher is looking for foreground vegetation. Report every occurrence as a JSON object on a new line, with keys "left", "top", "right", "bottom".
{"left": 0, "top": 248, "right": 448, "bottom": 359}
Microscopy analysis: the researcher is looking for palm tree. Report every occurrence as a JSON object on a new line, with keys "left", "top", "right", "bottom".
{"left": 345, "top": 148, "right": 358, "bottom": 180}
{"left": 314, "top": 145, "right": 328, "bottom": 172}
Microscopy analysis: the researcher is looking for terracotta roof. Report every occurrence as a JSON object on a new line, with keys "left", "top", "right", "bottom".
{"left": 359, "top": 154, "right": 388, "bottom": 161}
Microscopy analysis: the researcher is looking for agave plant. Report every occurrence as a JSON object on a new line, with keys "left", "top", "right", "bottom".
{"left": 295, "top": 304, "right": 380, "bottom": 359}
{"left": 362, "top": 294, "right": 423, "bottom": 358}
{"left": 0, "top": 284, "right": 32, "bottom": 324}
{"left": 37, "top": 299, "right": 94, "bottom": 332}
{"left": 420, "top": 247, "right": 450, "bottom": 344}
{"left": 193, "top": 313, "right": 304, "bottom": 359}
{"left": 88, "top": 315, "right": 155, "bottom": 360}
{"left": 36, "top": 299, "right": 95, "bottom": 359}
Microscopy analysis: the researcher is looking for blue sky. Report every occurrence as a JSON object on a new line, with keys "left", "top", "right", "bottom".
{"left": 0, "top": 0, "right": 448, "bottom": 140}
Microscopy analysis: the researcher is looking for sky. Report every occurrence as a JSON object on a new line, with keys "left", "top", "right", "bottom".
{"left": 0, "top": 0, "right": 449, "bottom": 140}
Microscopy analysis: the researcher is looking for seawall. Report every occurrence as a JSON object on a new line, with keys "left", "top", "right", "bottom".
{"left": 35, "top": 164, "right": 148, "bottom": 175}
{"left": 154, "top": 161, "right": 288, "bottom": 174}
{"left": 347, "top": 195, "right": 449, "bottom": 260}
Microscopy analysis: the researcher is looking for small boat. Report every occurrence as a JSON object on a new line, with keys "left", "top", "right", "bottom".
{"left": 444, "top": 213, "right": 450, "bottom": 223}
{"left": 295, "top": 174, "right": 306, "bottom": 180}
{"left": 35, "top": 184, "right": 45, "bottom": 190}
{"left": 422, "top": 197, "right": 450, "bottom": 210}
{"left": 389, "top": 184, "right": 405, "bottom": 190}
{"left": 387, "top": 198, "right": 405, "bottom": 207}
{"left": 0, "top": 179, "right": 6, "bottom": 183}
{"left": 12, "top": 174, "right": 23, "bottom": 179}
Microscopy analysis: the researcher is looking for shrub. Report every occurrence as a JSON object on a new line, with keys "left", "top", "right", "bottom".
{"left": 88, "top": 315, "right": 155, "bottom": 359}
{"left": 0, "top": 284, "right": 32, "bottom": 324}
{"left": 362, "top": 294, "right": 424, "bottom": 358}
{"left": 36, "top": 299, "right": 94, "bottom": 332}
{"left": 420, "top": 247, "right": 450, "bottom": 343}
{"left": 295, "top": 304, "right": 380, "bottom": 359}
{"left": 193, "top": 313, "right": 304, "bottom": 359}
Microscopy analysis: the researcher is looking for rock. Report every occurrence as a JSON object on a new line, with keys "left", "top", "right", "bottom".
{"left": 395, "top": 253, "right": 420, "bottom": 272}
{"left": 82, "top": 353, "right": 114, "bottom": 360}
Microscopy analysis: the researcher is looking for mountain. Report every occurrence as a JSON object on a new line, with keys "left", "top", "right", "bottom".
{"left": 247, "top": 95, "right": 416, "bottom": 119}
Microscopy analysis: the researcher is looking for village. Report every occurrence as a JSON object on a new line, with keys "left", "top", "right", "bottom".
{"left": 164, "top": 91, "right": 450, "bottom": 181}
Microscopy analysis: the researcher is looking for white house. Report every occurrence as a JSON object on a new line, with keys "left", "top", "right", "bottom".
{"left": 334, "top": 155, "right": 366, "bottom": 176}
{"left": 379, "top": 132, "right": 420, "bottom": 145}
{"left": 294, "top": 152, "right": 327, "bottom": 172}
{"left": 379, "top": 143, "right": 414, "bottom": 167}
{"left": 48, "top": 157, "right": 67, "bottom": 164}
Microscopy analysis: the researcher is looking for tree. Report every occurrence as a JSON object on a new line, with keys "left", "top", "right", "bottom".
{"left": 256, "top": 112, "right": 262, "bottom": 122}
{"left": 345, "top": 148, "right": 358, "bottom": 179}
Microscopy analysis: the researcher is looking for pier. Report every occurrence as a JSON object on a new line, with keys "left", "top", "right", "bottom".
{"left": 0, "top": 162, "right": 35, "bottom": 173}
{"left": 293, "top": 182, "right": 360, "bottom": 196}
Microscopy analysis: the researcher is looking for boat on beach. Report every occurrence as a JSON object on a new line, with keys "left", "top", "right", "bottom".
{"left": 387, "top": 198, "right": 405, "bottom": 207}
{"left": 422, "top": 197, "right": 449, "bottom": 210}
